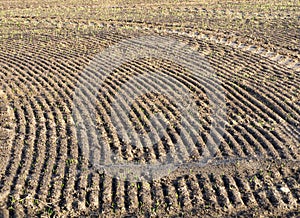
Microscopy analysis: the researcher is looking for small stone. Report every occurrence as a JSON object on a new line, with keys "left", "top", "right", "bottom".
{"left": 280, "top": 187, "right": 290, "bottom": 193}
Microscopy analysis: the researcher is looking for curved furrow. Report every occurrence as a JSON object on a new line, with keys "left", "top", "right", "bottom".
{"left": 4, "top": 82, "right": 39, "bottom": 210}
{"left": 3, "top": 71, "right": 61, "bottom": 209}
{"left": 100, "top": 70, "right": 175, "bottom": 163}
{"left": 223, "top": 83, "right": 288, "bottom": 159}
{"left": 112, "top": 62, "right": 198, "bottom": 162}
{"left": 0, "top": 95, "right": 30, "bottom": 210}
{"left": 55, "top": 49, "right": 197, "bottom": 169}
{"left": 83, "top": 54, "right": 205, "bottom": 165}
{"left": 151, "top": 68, "right": 254, "bottom": 158}
{"left": 128, "top": 60, "right": 214, "bottom": 157}
{"left": 164, "top": 32, "right": 300, "bottom": 89}
{"left": 202, "top": 56, "right": 298, "bottom": 158}
{"left": 224, "top": 81, "right": 297, "bottom": 159}
{"left": 10, "top": 46, "right": 129, "bottom": 164}
{"left": 202, "top": 48, "right": 300, "bottom": 141}
{"left": 74, "top": 65, "right": 146, "bottom": 165}
{"left": 0, "top": 8, "right": 299, "bottom": 216}
{"left": 0, "top": 83, "right": 25, "bottom": 203}
{"left": 130, "top": 24, "right": 300, "bottom": 65}
{"left": 210, "top": 44, "right": 300, "bottom": 100}
{"left": 4, "top": 30, "right": 298, "bottom": 167}
{"left": 102, "top": 77, "right": 162, "bottom": 163}
{"left": 3, "top": 31, "right": 127, "bottom": 62}
{"left": 59, "top": 83, "right": 107, "bottom": 210}
{"left": 0, "top": 83, "right": 16, "bottom": 180}
{"left": 124, "top": 57, "right": 228, "bottom": 158}
{"left": 162, "top": 34, "right": 297, "bottom": 113}
{"left": 145, "top": 58, "right": 274, "bottom": 158}
{"left": 145, "top": 57, "right": 284, "bottom": 159}
{"left": 196, "top": 68, "right": 294, "bottom": 160}
{"left": 53, "top": 30, "right": 298, "bottom": 139}
{"left": 0, "top": 46, "right": 98, "bottom": 208}
{"left": 144, "top": 55, "right": 292, "bottom": 162}
{"left": 67, "top": 57, "right": 175, "bottom": 211}
{"left": 11, "top": 56, "right": 82, "bottom": 211}
{"left": 216, "top": 48, "right": 300, "bottom": 118}
{"left": 22, "top": 98, "right": 48, "bottom": 211}
{"left": 225, "top": 83, "right": 296, "bottom": 159}
{"left": 95, "top": 19, "right": 299, "bottom": 55}
{"left": 0, "top": 51, "right": 79, "bottom": 213}
{"left": 77, "top": 49, "right": 212, "bottom": 165}
{"left": 0, "top": 34, "right": 142, "bottom": 198}
{"left": 0, "top": 55, "right": 67, "bottom": 213}
{"left": 231, "top": 124, "right": 268, "bottom": 157}
{"left": 221, "top": 127, "right": 252, "bottom": 157}
{"left": 119, "top": 61, "right": 220, "bottom": 162}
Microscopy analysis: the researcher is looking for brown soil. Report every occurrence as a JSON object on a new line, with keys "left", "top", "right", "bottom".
{"left": 0, "top": 0, "right": 299, "bottom": 217}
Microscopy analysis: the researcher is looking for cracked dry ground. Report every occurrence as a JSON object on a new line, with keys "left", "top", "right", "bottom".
{"left": 0, "top": 0, "right": 299, "bottom": 217}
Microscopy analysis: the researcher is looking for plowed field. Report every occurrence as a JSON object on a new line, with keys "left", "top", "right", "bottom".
{"left": 0, "top": 0, "right": 299, "bottom": 217}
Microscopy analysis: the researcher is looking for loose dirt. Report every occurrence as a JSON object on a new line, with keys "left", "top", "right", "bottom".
{"left": 0, "top": 0, "right": 299, "bottom": 217}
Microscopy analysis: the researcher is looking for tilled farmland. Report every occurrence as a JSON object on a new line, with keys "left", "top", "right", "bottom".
{"left": 0, "top": 0, "right": 299, "bottom": 217}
